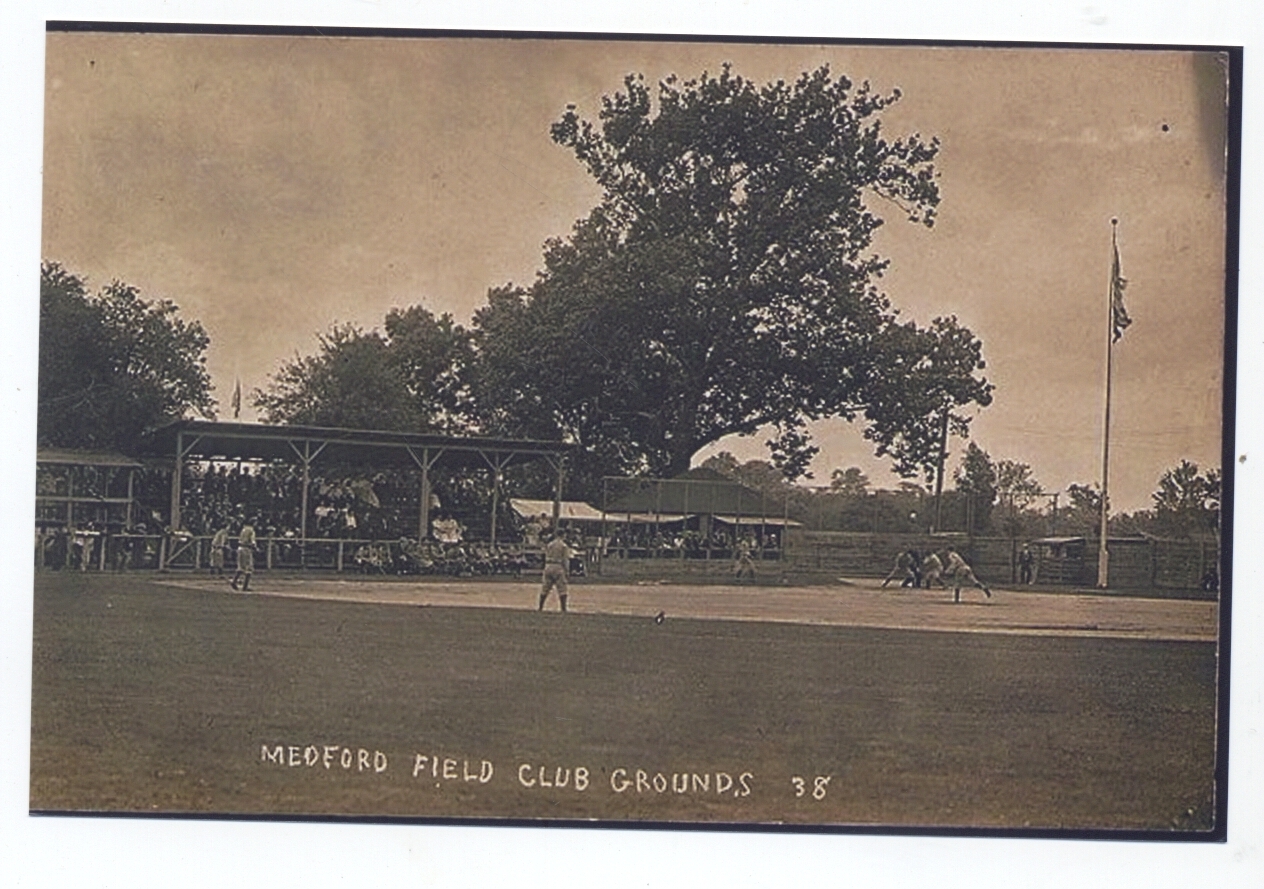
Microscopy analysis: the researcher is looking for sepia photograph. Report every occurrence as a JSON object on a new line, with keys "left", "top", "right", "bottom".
{"left": 28, "top": 24, "right": 1237, "bottom": 837}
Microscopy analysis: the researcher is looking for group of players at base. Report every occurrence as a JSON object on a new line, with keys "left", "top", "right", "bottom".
{"left": 880, "top": 548, "right": 992, "bottom": 603}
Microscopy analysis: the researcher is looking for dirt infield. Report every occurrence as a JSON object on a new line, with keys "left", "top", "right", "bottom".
{"left": 30, "top": 572, "right": 1219, "bottom": 831}
{"left": 158, "top": 573, "right": 1218, "bottom": 642}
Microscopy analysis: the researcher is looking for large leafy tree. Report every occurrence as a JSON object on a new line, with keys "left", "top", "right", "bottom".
{"left": 859, "top": 315, "right": 993, "bottom": 482}
{"left": 994, "top": 458, "right": 1044, "bottom": 538}
{"left": 1059, "top": 483, "right": 1105, "bottom": 537}
{"left": 473, "top": 65, "right": 990, "bottom": 495}
{"left": 254, "top": 307, "right": 474, "bottom": 432}
{"left": 953, "top": 442, "right": 998, "bottom": 535}
{"left": 38, "top": 262, "right": 214, "bottom": 451}
{"left": 1151, "top": 460, "right": 1220, "bottom": 539}
{"left": 254, "top": 324, "right": 424, "bottom": 430}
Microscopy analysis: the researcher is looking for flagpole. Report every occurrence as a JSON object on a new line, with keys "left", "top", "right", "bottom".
{"left": 1096, "top": 219, "right": 1119, "bottom": 588}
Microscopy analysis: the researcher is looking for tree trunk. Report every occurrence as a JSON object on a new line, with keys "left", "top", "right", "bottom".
{"left": 664, "top": 448, "right": 695, "bottom": 479}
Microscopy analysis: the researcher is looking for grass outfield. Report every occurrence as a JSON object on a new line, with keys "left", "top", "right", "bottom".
{"left": 30, "top": 572, "right": 1218, "bottom": 830}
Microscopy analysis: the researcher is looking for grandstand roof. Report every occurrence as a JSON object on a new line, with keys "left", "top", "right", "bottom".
{"left": 142, "top": 419, "right": 571, "bottom": 470}
{"left": 604, "top": 475, "right": 779, "bottom": 516}
{"left": 36, "top": 448, "right": 144, "bottom": 469}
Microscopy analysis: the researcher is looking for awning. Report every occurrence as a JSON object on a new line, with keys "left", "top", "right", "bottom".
{"left": 510, "top": 499, "right": 607, "bottom": 521}
{"left": 711, "top": 515, "right": 802, "bottom": 527}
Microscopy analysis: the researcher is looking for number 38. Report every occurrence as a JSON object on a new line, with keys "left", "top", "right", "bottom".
{"left": 791, "top": 775, "right": 831, "bottom": 800}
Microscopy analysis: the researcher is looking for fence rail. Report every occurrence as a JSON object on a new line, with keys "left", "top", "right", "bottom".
{"left": 34, "top": 528, "right": 1219, "bottom": 591}
{"left": 35, "top": 532, "right": 558, "bottom": 577}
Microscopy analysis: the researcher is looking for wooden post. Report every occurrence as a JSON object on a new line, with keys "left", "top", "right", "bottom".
{"left": 490, "top": 470, "right": 501, "bottom": 547}
{"left": 760, "top": 490, "right": 766, "bottom": 559}
{"left": 170, "top": 431, "right": 183, "bottom": 533}
{"left": 300, "top": 441, "right": 310, "bottom": 543}
{"left": 601, "top": 477, "right": 609, "bottom": 568}
{"left": 487, "top": 480, "right": 498, "bottom": 548}
{"left": 654, "top": 480, "right": 662, "bottom": 558}
{"left": 552, "top": 455, "right": 564, "bottom": 528}
{"left": 420, "top": 447, "right": 431, "bottom": 540}
{"left": 782, "top": 490, "right": 789, "bottom": 561}
{"left": 126, "top": 469, "right": 135, "bottom": 531}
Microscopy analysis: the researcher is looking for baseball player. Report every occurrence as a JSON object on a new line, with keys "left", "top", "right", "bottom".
{"left": 944, "top": 548, "right": 991, "bottom": 603}
{"left": 733, "top": 535, "right": 757, "bottom": 582}
{"left": 538, "top": 533, "right": 575, "bottom": 612}
{"left": 920, "top": 550, "right": 946, "bottom": 590}
{"left": 209, "top": 525, "right": 229, "bottom": 576}
{"left": 230, "top": 521, "right": 257, "bottom": 591}
{"left": 881, "top": 550, "right": 921, "bottom": 588}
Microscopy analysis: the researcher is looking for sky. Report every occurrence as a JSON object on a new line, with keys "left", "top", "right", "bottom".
{"left": 40, "top": 33, "right": 1230, "bottom": 513}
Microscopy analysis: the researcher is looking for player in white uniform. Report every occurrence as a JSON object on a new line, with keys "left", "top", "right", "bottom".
{"left": 209, "top": 526, "right": 229, "bottom": 575}
{"left": 920, "top": 551, "right": 946, "bottom": 590}
{"left": 733, "top": 536, "right": 757, "bottom": 582}
{"left": 943, "top": 548, "right": 991, "bottom": 603}
{"left": 231, "top": 522, "right": 257, "bottom": 591}
{"left": 539, "top": 533, "right": 575, "bottom": 612}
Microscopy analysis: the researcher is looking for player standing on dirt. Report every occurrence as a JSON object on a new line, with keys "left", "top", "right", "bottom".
{"left": 944, "top": 548, "right": 991, "bottom": 603}
{"left": 538, "top": 532, "right": 575, "bottom": 612}
{"left": 209, "top": 525, "right": 229, "bottom": 576}
{"left": 733, "top": 534, "right": 757, "bottom": 582}
{"left": 880, "top": 550, "right": 921, "bottom": 588}
{"left": 920, "top": 550, "right": 946, "bottom": 590}
{"left": 231, "top": 521, "right": 257, "bottom": 592}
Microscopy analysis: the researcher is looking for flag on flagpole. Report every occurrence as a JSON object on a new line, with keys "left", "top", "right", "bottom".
{"left": 231, "top": 379, "right": 242, "bottom": 419}
{"left": 1110, "top": 237, "right": 1131, "bottom": 342}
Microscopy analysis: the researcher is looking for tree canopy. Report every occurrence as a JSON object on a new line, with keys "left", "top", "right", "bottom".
{"left": 38, "top": 262, "right": 214, "bottom": 451}
{"left": 253, "top": 307, "right": 474, "bottom": 433}
{"left": 1150, "top": 460, "right": 1220, "bottom": 539}
{"left": 953, "top": 441, "right": 998, "bottom": 535}
{"left": 830, "top": 466, "right": 871, "bottom": 498}
{"left": 472, "top": 65, "right": 991, "bottom": 493}
{"left": 860, "top": 316, "right": 993, "bottom": 481}
{"left": 1059, "top": 461, "right": 1220, "bottom": 540}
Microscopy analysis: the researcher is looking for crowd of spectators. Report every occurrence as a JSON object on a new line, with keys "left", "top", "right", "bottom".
{"left": 41, "top": 462, "right": 782, "bottom": 573}
{"left": 604, "top": 526, "right": 780, "bottom": 559}
{"left": 145, "top": 463, "right": 481, "bottom": 542}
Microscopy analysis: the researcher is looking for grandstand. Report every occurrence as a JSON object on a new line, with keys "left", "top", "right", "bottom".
{"left": 35, "top": 420, "right": 573, "bottom": 574}
{"left": 32, "top": 422, "right": 1218, "bottom": 592}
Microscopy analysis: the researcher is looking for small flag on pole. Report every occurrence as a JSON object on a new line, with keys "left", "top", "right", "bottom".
{"left": 1110, "top": 235, "right": 1131, "bottom": 342}
{"left": 231, "top": 379, "right": 242, "bottom": 419}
